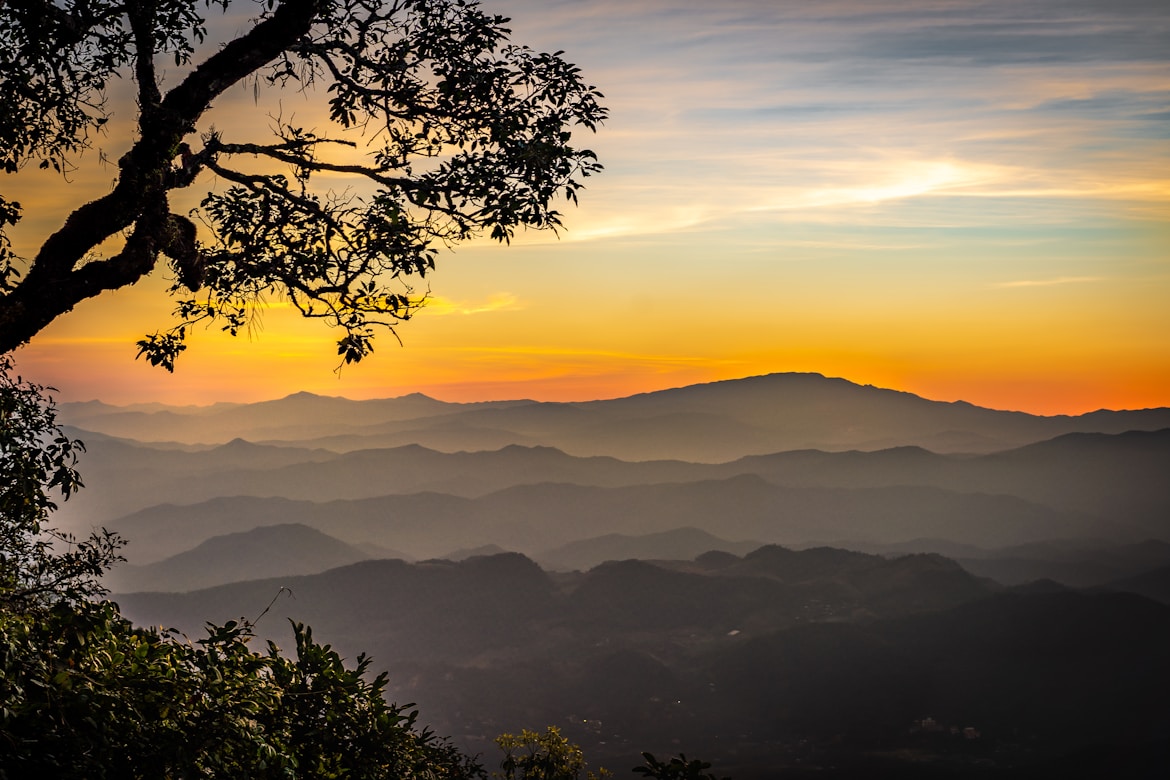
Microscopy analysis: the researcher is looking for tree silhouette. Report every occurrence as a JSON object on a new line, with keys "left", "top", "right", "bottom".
{"left": 0, "top": 0, "right": 604, "bottom": 367}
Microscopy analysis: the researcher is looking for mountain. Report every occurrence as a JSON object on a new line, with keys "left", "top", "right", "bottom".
{"left": 104, "top": 523, "right": 376, "bottom": 593}
{"left": 54, "top": 419, "right": 1170, "bottom": 548}
{"left": 58, "top": 391, "right": 483, "bottom": 444}
{"left": 694, "top": 544, "right": 997, "bottom": 617}
{"left": 441, "top": 544, "right": 513, "bottom": 561}
{"left": 52, "top": 438, "right": 707, "bottom": 526}
{"left": 1100, "top": 563, "right": 1170, "bottom": 604}
{"left": 102, "top": 474, "right": 1098, "bottom": 566}
{"left": 102, "top": 493, "right": 476, "bottom": 564}
{"left": 117, "top": 553, "right": 560, "bottom": 664}
{"left": 114, "top": 553, "right": 1167, "bottom": 775}
{"left": 51, "top": 432, "right": 339, "bottom": 526}
{"left": 954, "top": 539, "right": 1170, "bottom": 588}
{"left": 577, "top": 373, "right": 1170, "bottom": 455}
{"left": 115, "top": 548, "right": 996, "bottom": 670}
{"left": 535, "top": 528, "right": 763, "bottom": 571}
{"left": 54, "top": 372, "right": 1170, "bottom": 777}
{"left": 711, "top": 429, "right": 1170, "bottom": 535}
{"left": 60, "top": 373, "right": 1170, "bottom": 460}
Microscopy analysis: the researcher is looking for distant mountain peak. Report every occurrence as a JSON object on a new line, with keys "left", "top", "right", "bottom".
{"left": 394, "top": 391, "right": 439, "bottom": 401}
{"left": 217, "top": 437, "right": 263, "bottom": 450}
{"left": 282, "top": 390, "right": 327, "bottom": 400}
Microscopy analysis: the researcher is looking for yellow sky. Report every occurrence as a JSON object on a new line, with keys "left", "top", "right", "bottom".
{"left": 8, "top": 0, "right": 1170, "bottom": 414}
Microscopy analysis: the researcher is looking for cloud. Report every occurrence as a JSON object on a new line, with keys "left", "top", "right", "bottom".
{"left": 992, "top": 276, "right": 1104, "bottom": 289}
{"left": 421, "top": 293, "right": 524, "bottom": 316}
{"left": 483, "top": 0, "right": 1170, "bottom": 245}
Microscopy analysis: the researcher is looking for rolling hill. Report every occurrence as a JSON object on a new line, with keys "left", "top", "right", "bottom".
{"left": 104, "top": 523, "right": 377, "bottom": 593}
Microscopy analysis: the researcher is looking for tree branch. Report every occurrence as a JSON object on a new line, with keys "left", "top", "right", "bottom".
{"left": 210, "top": 138, "right": 421, "bottom": 191}
{"left": 3, "top": 0, "right": 108, "bottom": 46}
{"left": 159, "top": 0, "right": 320, "bottom": 129}
{"left": 127, "top": 0, "right": 162, "bottom": 115}
{"left": 0, "top": 0, "right": 325, "bottom": 352}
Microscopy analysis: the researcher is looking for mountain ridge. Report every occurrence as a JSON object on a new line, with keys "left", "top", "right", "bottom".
{"left": 58, "top": 373, "right": 1170, "bottom": 460}
{"left": 56, "top": 426, "right": 1167, "bottom": 546}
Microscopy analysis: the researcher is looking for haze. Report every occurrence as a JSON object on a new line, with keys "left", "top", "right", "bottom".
{"left": 51, "top": 373, "right": 1170, "bottom": 775}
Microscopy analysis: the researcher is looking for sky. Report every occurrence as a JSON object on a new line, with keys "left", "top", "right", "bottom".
{"left": 9, "top": 0, "right": 1170, "bottom": 414}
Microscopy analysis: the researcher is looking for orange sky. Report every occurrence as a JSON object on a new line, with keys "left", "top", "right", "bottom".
{"left": 8, "top": 0, "right": 1170, "bottom": 415}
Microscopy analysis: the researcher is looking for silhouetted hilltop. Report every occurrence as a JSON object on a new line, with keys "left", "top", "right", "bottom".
{"left": 968, "top": 428, "right": 1170, "bottom": 525}
{"left": 712, "top": 431, "right": 1170, "bottom": 536}
{"left": 117, "top": 547, "right": 995, "bottom": 668}
{"left": 728, "top": 544, "right": 878, "bottom": 581}
{"left": 120, "top": 553, "right": 557, "bottom": 663}
{"left": 55, "top": 438, "right": 707, "bottom": 525}
{"left": 60, "top": 390, "right": 479, "bottom": 444}
{"left": 60, "top": 373, "right": 1170, "bottom": 461}
{"left": 442, "top": 544, "right": 513, "bottom": 561}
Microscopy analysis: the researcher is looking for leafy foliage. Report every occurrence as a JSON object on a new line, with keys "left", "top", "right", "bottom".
{"left": 634, "top": 753, "right": 727, "bottom": 780}
{"left": 0, "top": 0, "right": 605, "bottom": 363}
{"left": 495, "top": 727, "right": 609, "bottom": 780}
{"left": 0, "top": 603, "right": 484, "bottom": 778}
{"left": 0, "top": 355, "right": 120, "bottom": 609}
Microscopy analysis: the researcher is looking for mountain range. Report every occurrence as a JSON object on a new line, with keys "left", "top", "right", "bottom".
{"left": 115, "top": 549, "right": 1170, "bottom": 776}
{"left": 60, "top": 372, "right": 1170, "bottom": 460}
{"left": 48, "top": 372, "right": 1170, "bottom": 775}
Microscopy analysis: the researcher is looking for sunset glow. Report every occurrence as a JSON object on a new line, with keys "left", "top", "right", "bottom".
{"left": 10, "top": 0, "right": 1170, "bottom": 415}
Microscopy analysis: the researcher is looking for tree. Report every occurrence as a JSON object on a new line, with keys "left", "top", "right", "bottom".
{"left": 0, "top": 0, "right": 604, "bottom": 367}
{"left": 633, "top": 753, "right": 727, "bottom": 780}
{"left": 495, "top": 727, "right": 609, "bottom": 780}
{"left": 0, "top": 6, "right": 731, "bottom": 777}
{"left": 0, "top": 355, "right": 119, "bottom": 610}
{"left": 1, "top": 604, "right": 488, "bottom": 777}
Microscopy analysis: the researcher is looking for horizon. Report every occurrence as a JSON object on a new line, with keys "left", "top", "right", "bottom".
{"left": 54, "top": 370, "right": 1169, "bottom": 417}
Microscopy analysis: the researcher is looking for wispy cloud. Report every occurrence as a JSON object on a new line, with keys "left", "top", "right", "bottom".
{"left": 422, "top": 293, "right": 523, "bottom": 316}
{"left": 485, "top": 0, "right": 1170, "bottom": 245}
{"left": 993, "top": 276, "right": 1105, "bottom": 289}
